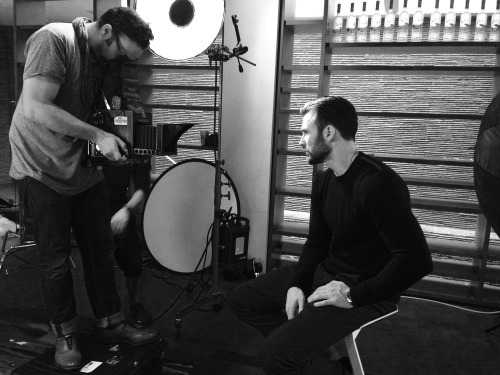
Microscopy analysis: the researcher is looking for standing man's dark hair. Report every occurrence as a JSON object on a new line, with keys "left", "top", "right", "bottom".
{"left": 98, "top": 7, "right": 154, "bottom": 49}
{"left": 300, "top": 96, "right": 358, "bottom": 141}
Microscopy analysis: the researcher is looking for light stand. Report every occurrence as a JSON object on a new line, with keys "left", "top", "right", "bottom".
{"left": 174, "top": 15, "right": 255, "bottom": 334}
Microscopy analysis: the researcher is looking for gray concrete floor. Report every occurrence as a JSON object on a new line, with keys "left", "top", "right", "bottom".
{"left": 1, "top": 243, "right": 500, "bottom": 374}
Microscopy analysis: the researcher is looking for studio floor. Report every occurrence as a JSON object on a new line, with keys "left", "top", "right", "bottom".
{"left": 0, "top": 243, "right": 500, "bottom": 375}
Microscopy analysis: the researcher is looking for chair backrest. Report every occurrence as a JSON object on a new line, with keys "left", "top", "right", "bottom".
{"left": 358, "top": 306, "right": 398, "bottom": 330}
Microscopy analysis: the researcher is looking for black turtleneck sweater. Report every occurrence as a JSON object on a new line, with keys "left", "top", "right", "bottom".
{"left": 290, "top": 151, "right": 433, "bottom": 306}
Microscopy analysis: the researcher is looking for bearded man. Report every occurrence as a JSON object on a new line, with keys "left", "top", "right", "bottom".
{"left": 9, "top": 7, "right": 159, "bottom": 370}
{"left": 228, "top": 96, "right": 433, "bottom": 375}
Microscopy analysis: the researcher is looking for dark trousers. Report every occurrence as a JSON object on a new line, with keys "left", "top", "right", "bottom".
{"left": 228, "top": 265, "right": 396, "bottom": 375}
{"left": 113, "top": 214, "right": 142, "bottom": 278}
{"left": 18, "top": 177, "right": 124, "bottom": 335}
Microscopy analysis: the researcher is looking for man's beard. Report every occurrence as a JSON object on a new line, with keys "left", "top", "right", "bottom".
{"left": 306, "top": 136, "right": 330, "bottom": 165}
{"left": 94, "top": 38, "right": 114, "bottom": 63}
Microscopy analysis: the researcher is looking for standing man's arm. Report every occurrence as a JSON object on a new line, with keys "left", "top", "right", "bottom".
{"left": 110, "top": 161, "right": 150, "bottom": 235}
{"left": 21, "top": 76, "right": 128, "bottom": 162}
{"left": 110, "top": 188, "right": 145, "bottom": 235}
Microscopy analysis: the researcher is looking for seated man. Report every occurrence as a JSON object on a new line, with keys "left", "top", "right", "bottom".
{"left": 229, "top": 96, "right": 433, "bottom": 375}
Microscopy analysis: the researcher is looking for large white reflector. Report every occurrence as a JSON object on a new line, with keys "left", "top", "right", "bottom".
{"left": 136, "top": 0, "right": 225, "bottom": 60}
{"left": 142, "top": 160, "right": 240, "bottom": 274}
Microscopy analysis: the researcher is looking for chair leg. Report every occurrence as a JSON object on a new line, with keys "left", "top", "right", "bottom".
{"left": 1, "top": 237, "right": 76, "bottom": 272}
{"left": 0, "top": 231, "right": 21, "bottom": 272}
{"left": 345, "top": 329, "right": 365, "bottom": 375}
{"left": 0, "top": 246, "right": 35, "bottom": 272}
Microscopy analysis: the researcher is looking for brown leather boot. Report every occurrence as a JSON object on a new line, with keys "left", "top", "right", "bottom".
{"left": 55, "top": 334, "right": 82, "bottom": 370}
{"left": 100, "top": 321, "right": 160, "bottom": 345}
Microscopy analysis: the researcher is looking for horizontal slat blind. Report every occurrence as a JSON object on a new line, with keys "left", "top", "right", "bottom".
{"left": 129, "top": 35, "right": 223, "bottom": 175}
{"left": 270, "top": 1, "right": 500, "bottom": 308}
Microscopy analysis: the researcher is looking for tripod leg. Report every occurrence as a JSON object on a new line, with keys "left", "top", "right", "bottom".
{"left": 176, "top": 297, "right": 211, "bottom": 319}
{"left": 174, "top": 317, "right": 182, "bottom": 338}
{"left": 174, "top": 290, "right": 227, "bottom": 337}
{"left": 175, "top": 296, "right": 211, "bottom": 337}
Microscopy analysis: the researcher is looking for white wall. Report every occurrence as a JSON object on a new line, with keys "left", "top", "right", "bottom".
{"left": 221, "top": 0, "right": 280, "bottom": 270}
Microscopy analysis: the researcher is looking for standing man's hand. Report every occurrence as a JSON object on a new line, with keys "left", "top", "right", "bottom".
{"left": 110, "top": 206, "right": 131, "bottom": 235}
{"left": 95, "top": 131, "right": 128, "bottom": 162}
{"left": 286, "top": 287, "right": 306, "bottom": 320}
{"left": 307, "top": 280, "right": 353, "bottom": 309}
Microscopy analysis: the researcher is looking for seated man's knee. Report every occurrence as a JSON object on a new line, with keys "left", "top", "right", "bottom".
{"left": 227, "top": 283, "right": 251, "bottom": 316}
{"left": 259, "top": 338, "right": 276, "bottom": 374}
{"left": 258, "top": 337, "right": 291, "bottom": 375}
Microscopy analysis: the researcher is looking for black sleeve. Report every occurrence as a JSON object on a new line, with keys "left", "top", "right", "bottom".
{"left": 289, "top": 173, "right": 331, "bottom": 293}
{"left": 350, "top": 172, "right": 433, "bottom": 306}
{"left": 132, "top": 160, "right": 151, "bottom": 194}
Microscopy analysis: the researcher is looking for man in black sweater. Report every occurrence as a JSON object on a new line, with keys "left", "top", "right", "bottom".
{"left": 229, "top": 96, "right": 433, "bottom": 374}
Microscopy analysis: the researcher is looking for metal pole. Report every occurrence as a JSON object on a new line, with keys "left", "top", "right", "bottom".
{"left": 212, "top": 56, "right": 223, "bottom": 292}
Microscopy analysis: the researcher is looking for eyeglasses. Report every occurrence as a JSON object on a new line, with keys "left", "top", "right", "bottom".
{"left": 115, "top": 33, "right": 134, "bottom": 63}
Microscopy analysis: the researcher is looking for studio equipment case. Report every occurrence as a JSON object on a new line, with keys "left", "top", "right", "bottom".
{"left": 219, "top": 213, "right": 250, "bottom": 268}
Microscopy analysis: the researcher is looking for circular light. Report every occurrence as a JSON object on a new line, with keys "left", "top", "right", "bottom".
{"left": 136, "top": 0, "right": 225, "bottom": 60}
{"left": 169, "top": 0, "right": 195, "bottom": 28}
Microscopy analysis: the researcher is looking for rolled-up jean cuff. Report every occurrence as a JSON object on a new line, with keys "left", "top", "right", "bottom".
{"left": 51, "top": 316, "right": 78, "bottom": 337}
{"left": 96, "top": 311, "right": 125, "bottom": 329}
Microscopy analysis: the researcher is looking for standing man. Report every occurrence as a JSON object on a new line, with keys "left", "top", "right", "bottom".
{"left": 103, "top": 159, "right": 153, "bottom": 326}
{"left": 229, "top": 96, "right": 433, "bottom": 374}
{"left": 9, "top": 7, "right": 159, "bottom": 370}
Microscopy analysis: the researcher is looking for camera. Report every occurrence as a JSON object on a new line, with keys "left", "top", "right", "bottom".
{"left": 85, "top": 109, "right": 195, "bottom": 166}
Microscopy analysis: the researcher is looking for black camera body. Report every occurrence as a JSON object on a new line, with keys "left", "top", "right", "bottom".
{"left": 86, "top": 110, "right": 195, "bottom": 166}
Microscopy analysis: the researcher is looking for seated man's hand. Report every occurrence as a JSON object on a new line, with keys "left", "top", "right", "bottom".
{"left": 307, "top": 280, "right": 353, "bottom": 309}
{"left": 286, "top": 287, "right": 305, "bottom": 320}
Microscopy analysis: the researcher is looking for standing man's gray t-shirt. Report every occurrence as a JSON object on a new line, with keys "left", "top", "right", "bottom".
{"left": 9, "top": 22, "right": 103, "bottom": 195}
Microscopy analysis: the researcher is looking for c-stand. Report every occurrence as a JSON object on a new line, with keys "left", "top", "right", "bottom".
{"left": 174, "top": 15, "right": 255, "bottom": 335}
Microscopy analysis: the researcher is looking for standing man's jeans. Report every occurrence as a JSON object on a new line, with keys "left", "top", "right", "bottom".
{"left": 228, "top": 265, "right": 397, "bottom": 375}
{"left": 18, "top": 177, "right": 124, "bottom": 336}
